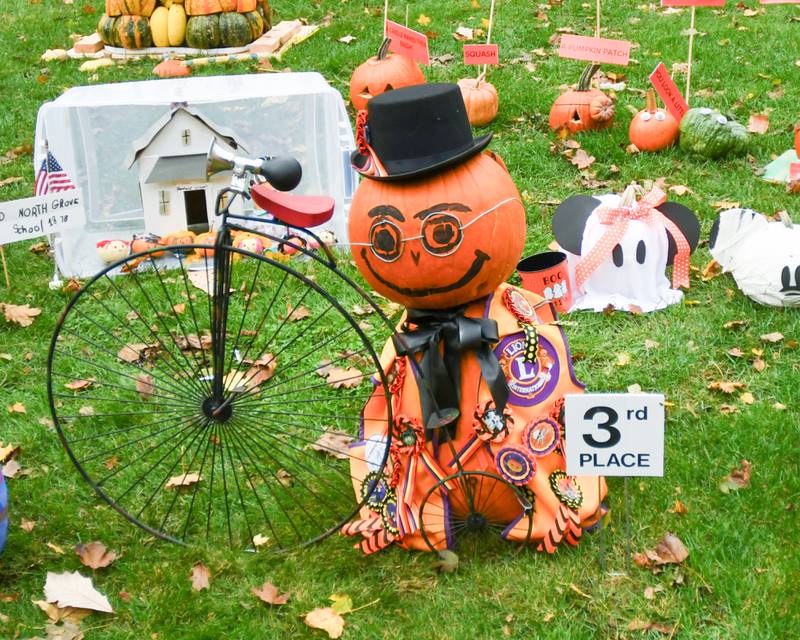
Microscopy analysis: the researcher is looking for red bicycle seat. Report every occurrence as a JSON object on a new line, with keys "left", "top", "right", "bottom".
{"left": 251, "top": 185, "right": 335, "bottom": 228}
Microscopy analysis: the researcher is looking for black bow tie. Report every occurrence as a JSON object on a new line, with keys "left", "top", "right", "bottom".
{"left": 392, "top": 306, "right": 509, "bottom": 442}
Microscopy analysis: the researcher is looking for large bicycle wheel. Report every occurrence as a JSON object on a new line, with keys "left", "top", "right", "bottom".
{"left": 418, "top": 471, "right": 533, "bottom": 553}
{"left": 48, "top": 243, "right": 394, "bottom": 550}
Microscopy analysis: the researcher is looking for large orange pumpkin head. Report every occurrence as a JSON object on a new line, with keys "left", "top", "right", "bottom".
{"left": 349, "top": 84, "right": 526, "bottom": 309}
{"left": 349, "top": 38, "right": 426, "bottom": 111}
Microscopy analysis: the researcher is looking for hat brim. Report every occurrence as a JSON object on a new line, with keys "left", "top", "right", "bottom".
{"left": 351, "top": 133, "right": 493, "bottom": 182}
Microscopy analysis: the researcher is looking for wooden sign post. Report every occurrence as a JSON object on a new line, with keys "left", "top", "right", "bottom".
{"left": 482, "top": 0, "right": 497, "bottom": 76}
{"left": 661, "top": 0, "right": 727, "bottom": 104}
{"left": 0, "top": 247, "right": 8, "bottom": 289}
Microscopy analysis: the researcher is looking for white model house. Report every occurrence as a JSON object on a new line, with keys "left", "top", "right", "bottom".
{"left": 126, "top": 106, "right": 248, "bottom": 237}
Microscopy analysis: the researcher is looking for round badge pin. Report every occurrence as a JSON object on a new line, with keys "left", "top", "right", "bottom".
{"left": 495, "top": 447, "right": 537, "bottom": 486}
{"left": 523, "top": 417, "right": 560, "bottom": 456}
{"left": 549, "top": 470, "right": 583, "bottom": 510}
{"left": 361, "top": 471, "right": 390, "bottom": 509}
{"left": 503, "top": 287, "right": 536, "bottom": 325}
{"left": 473, "top": 400, "right": 513, "bottom": 443}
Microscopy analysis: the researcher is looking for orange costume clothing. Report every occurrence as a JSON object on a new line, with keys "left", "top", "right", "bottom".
{"left": 345, "top": 283, "right": 607, "bottom": 554}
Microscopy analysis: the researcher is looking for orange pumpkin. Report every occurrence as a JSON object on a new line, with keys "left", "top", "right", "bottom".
{"left": 349, "top": 38, "right": 426, "bottom": 111}
{"left": 548, "top": 64, "right": 615, "bottom": 133}
{"left": 194, "top": 231, "right": 217, "bottom": 257}
{"left": 185, "top": 0, "right": 222, "bottom": 16}
{"left": 349, "top": 152, "right": 526, "bottom": 309}
{"left": 628, "top": 89, "right": 679, "bottom": 152}
{"left": 160, "top": 230, "right": 196, "bottom": 254}
{"left": 794, "top": 122, "right": 800, "bottom": 157}
{"left": 457, "top": 74, "right": 499, "bottom": 127}
{"left": 106, "top": 0, "right": 155, "bottom": 17}
{"left": 131, "top": 233, "right": 165, "bottom": 258}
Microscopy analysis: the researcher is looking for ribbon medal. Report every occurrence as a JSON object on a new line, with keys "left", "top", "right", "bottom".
{"left": 473, "top": 400, "right": 513, "bottom": 443}
{"left": 361, "top": 471, "right": 391, "bottom": 509}
{"left": 448, "top": 401, "right": 514, "bottom": 469}
{"left": 495, "top": 447, "right": 537, "bottom": 486}
{"left": 503, "top": 287, "right": 539, "bottom": 364}
{"left": 549, "top": 470, "right": 583, "bottom": 510}
{"left": 523, "top": 417, "right": 560, "bottom": 456}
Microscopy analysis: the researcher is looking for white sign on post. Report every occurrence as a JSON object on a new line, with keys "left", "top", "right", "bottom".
{"left": 0, "top": 189, "right": 86, "bottom": 245}
{"left": 564, "top": 393, "right": 665, "bottom": 477}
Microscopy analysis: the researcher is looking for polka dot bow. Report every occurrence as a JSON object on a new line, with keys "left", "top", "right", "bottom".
{"left": 574, "top": 187, "right": 691, "bottom": 291}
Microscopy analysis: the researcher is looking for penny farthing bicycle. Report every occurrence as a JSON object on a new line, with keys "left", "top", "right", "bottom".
{"left": 47, "top": 140, "right": 395, "bottom": 551}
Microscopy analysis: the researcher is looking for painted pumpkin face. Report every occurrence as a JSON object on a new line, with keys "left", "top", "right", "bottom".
{"left": 349, "top": 152, "right": 526, "bottom": 309}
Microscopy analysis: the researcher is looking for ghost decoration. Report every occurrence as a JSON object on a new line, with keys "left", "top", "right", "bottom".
{"left": 552, "top": 185, "right": 700, "bottom": 313}
{"left": 710, "top": 208, "right": 800, "bottom": 308}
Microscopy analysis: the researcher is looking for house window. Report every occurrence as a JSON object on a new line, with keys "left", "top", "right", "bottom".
{"left": 182, "top": 129, "right": 191, "bottom": 145}
{"left": 159, "top": 190, "right": 170, "bottom": 215}
{"left": 219, "top": 192, "right": 230, "bottom": 211}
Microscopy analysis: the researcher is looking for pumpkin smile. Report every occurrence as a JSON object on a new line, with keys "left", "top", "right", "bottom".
{"left": 361, "top": 248, "right": 491, "bottom": 297}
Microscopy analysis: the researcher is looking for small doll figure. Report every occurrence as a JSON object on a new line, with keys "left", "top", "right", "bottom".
{"left": 96, "top": 239, "right": 130, "bottom": 264}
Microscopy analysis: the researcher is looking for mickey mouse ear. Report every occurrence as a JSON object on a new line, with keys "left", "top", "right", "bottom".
{"left": 552, "top": 195, "right": 602, "bottom": 255}
{"left": 657, "top": 202, "right": 700, "bottom": 265}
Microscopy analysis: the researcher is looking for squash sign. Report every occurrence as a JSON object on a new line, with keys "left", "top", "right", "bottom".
{"left": 564, "top": 393, "right": 665, "bottom": 477}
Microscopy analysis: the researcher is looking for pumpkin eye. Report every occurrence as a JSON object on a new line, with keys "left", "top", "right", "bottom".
{"left": 716, "top": 115, "right": 728, "bottom": 125}
{"left": 421, "top": 213, "right": 463, "bottom": 257}
{"left": 640, "top": 112, "right": 652, "bottom": 122}
{"left": 655, "top": 111, "right": 666, "bottom": 121}
{"left": 612, "top": 244, "right": 623, "bottom": 267}
{"left": 369, "top": 219, "right": 403, "bottom": 262}
{"left": 384, "top": 83, "right": 394, "bottom": 92}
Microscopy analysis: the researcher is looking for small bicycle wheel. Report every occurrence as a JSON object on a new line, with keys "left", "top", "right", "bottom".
{"left": 418, "top": 471, "right": 533, "bottom": 553}
{"left": 48, "top": 243, "right": 393, "bottom": 550}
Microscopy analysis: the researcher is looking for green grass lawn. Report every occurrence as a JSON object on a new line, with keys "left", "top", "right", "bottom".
{"left": 1, "top": 1, "right": 800, "bottom": 638}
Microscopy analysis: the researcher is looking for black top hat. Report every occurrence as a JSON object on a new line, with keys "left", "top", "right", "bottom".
{"left": 351, "top": 83, "right": 493, "bottom": 181}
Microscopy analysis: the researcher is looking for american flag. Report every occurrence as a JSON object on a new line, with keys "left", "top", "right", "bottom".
{"left": 35, "top": 151, "right": 76, "bottom": 195}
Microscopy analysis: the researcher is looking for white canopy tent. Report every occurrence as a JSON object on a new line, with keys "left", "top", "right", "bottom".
{"left": 34, "top": 72, "right": 358, "bottom": 278}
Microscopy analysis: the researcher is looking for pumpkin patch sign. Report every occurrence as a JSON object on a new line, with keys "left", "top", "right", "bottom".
{"left": 344, "top": 84, "right": 607, "bottom": 555}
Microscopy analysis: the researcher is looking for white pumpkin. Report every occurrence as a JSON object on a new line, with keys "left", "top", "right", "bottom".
{"left": 710, "top": 209, "right": 800, "bottom": 308}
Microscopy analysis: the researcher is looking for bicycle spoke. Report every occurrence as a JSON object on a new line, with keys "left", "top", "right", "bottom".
{"left": 147, "top": 255, "right": 214, "bottom": 398}
{"left": 81, "top": 282, "right": 208, "bottom": 400}
{"left": 102, "top": 273, "right": 211, "bottom": 401}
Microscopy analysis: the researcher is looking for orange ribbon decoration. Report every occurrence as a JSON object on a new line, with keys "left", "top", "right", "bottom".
{"left": 574, "top": 188, "right": 691, "bottom": 291}
{"left": 354, "top": 110, "right": 388, "bottom": 178}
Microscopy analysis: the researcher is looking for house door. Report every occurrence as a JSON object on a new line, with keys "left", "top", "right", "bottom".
{"left": 183, "top": 189, "right": 208, "bottom": 232}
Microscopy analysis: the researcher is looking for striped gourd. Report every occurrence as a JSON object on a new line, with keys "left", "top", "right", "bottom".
{"left": 116, "top": 15, "right": 153, "bottom": 49}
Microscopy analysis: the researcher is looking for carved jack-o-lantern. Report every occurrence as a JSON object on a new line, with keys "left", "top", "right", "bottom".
{"left": 349, "top": 38, "right": 426, "bottom": 111}
{"left": 548, "top": 64, "right": 615, "bottom": 133}
{"left": 349, "top": 152, "right": 526, "bottom": 309}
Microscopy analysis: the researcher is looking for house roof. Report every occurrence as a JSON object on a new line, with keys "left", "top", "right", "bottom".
{"left": 126, "top": 105, "right": 249, "bottom": 170}
{"left": 144, "top": 154, "right": 208, "bottom": 184}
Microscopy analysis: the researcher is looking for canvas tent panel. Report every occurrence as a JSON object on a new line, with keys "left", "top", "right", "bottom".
{"left": 34, "top": 73, "right": 358, "bottom": 278}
